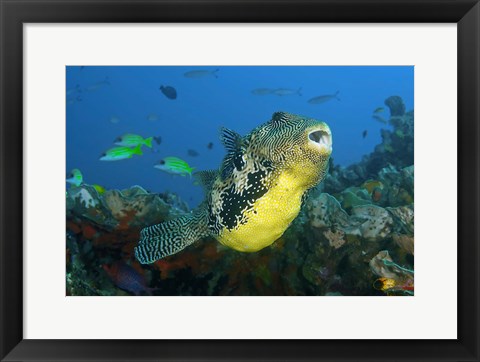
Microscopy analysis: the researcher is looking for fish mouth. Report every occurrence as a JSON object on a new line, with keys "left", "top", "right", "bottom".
{"left": 308, "top": 128, "right": 332, "bottom": 152}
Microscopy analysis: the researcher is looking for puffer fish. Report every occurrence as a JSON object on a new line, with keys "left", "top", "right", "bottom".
{"left": 66, "top": 168, "right": 83, "bottom": 186}
{"left": 154, "top": 157, "right": 195, "bottom": 176}
{"left": 135, "top": 111, "right": 332, "bottom": 264}
{"left": 99, "top": 145, "right": 143, "bottom": 161}
{"left": 184, "top": 69, "right": 219, "bottom": 78}
{"left": 114, "top": 134, "right": 153, "bottom": 148}
{"left": 308, "top": 91, "right": 340, "bottom": 104}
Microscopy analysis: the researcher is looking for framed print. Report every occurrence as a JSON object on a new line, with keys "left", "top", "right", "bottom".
{"left": 1, "top": 0, "right": 479, "bottom": 361}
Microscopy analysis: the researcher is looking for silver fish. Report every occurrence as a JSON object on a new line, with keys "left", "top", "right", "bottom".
{"left": 272, "top": 87, "right": 302, "bottom": 96}
{"left": 251, "top": 88, "right": 274, "bottom": 95}
{"left": 308, "top": 91, "right": 340, "bottom": 104}
{"left": 86, "top": 77, "right": 110, "bottom": 92}
{"left": 184, "top": 69, "right": 219, "bottom": 78}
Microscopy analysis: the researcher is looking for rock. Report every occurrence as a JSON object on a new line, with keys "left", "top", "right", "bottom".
{"left": 306, "top": 193, "right": 350, "bottom": 229}
{"left": 387, "top": 205, "right": 414, "bottom": 235}
{"left": 392, "top": 234, "right": 414, "bottom": 255}
{"left": 385, "top": 95, "right": 406, "bottom": 116}
{"left": 323, "top": 229, "right": 346, "bottom": 249}
{"left": 349, "top": 205, "right": 393, "bottom": 241}
{"left": 67, "top": 184, "right": 187, "bottom": 230}
{"left": 369, "top": 250, "right": 413, "bottom": 282}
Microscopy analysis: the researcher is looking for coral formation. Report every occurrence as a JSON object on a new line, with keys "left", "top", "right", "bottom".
{"left": 66, "top": 96, "right": 414, "bottom": 296}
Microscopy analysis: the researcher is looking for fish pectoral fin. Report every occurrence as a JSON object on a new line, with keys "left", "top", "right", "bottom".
{"left": 134, "top": 209, "right": 210, "bottom": 264}
{"left": 193, "top": 170, "right": 217, "bottom": 193}
{"left": 220, "top": 127, "right": 242, "bottom": 153}
{"left": 219, "top": 127, "right": 244, "bottom": 179}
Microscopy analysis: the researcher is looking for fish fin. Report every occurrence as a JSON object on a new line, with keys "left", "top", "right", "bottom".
{"left": 220, "top": 127, "right": 242, "bottom": 153}
{"left": 301, "top": 188, "right": 315, "bottom": 208}
{"left": 271, "top": 111, "right": 294, "bottom": 126}
{"left": 219, "top": 127, "right": 244, "bottom": 179}
{"left": 193, "top": 170, "right": 218, "bottom": 193}
{"left": 144, "top": 137, "right": 153, "bottom": 148}
{"left": 133, "top": 145, "right": 143, "bottom": 155}
{"left": 297, "top": 87, "right": 302, "bottom": 96}
{"left": 135, "top": 208, "right": 210, "bottom": 264}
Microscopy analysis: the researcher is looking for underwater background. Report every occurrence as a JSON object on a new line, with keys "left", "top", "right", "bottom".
{"left": 66, "top": 66, "right": 414, "bottom": 296}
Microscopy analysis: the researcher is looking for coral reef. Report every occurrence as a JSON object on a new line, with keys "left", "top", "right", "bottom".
{"left": 324, "top": 97, "right": 413, "bottom": 194}
{"left": 66, "top": 96, "right": 414, "bottom": 296}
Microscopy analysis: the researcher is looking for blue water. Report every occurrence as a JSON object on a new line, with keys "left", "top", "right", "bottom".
{"left": 66, "top": 66, "right": 413, "bottom": 207}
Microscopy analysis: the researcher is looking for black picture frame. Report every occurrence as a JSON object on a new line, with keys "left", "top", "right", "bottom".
{"left": 1, "top": 0, "right": 478, "bottom": 361}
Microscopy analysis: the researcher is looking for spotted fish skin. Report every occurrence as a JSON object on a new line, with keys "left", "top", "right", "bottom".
{"left": 135, "top": 112, "right": 332, "bottom": 264}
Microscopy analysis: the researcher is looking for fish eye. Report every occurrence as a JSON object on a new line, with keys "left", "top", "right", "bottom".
{"left": 101, "top": 153, "right": 106, "bottom": 157}
{"left": 159, "top": 160, "right": 165, "bottom": 165}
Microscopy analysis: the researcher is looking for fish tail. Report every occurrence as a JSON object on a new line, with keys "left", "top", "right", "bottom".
{"left": 213, "top": 68, "right": 219, "bottom": 78}
{"left": 135, "top": 208, "right": 210, "bottom": 264}
{"left": 144, "top": 137, "right": 153, "bottom": 148}
{"left": 133, "top": 144, "right": 143, "bottom": 156}
{"left": 297, "top": 87, "right": 302, "bottom": 96}
{"left": 335, "top": 90, "right": 340, "bottom": 101}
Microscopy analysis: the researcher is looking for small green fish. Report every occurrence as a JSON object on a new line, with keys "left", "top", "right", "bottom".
{"left": 100, "top": 145, "right": 143, "bottom": 161}
{"left": 154, "top": 157, "right": 195, "bottom": 176}
{"left": 92, "top": 184, "right": 106, "bottom": 195}
{"left": 66, "top": 168, "right": 83, "bottom": 186}
{"left": 374, "top": 107, "right": 385, "bottom": 114}
{"left": 114, "top": 134, "right": 153, "bottom": 148}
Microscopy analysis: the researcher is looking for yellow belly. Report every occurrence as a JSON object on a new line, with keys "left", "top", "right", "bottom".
{"left": 216, "top": 171, "right": 304, "bottom": 252}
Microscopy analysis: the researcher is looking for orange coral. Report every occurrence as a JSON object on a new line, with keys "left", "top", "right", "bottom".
{"left": 82, "top": 224, "right": 97, "bottom": 239}
{"left": 66, "top": 220, "right": 81, "bottom": 234}
{"left": 116, "top": 209, "right": 138, "bottom": 231}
